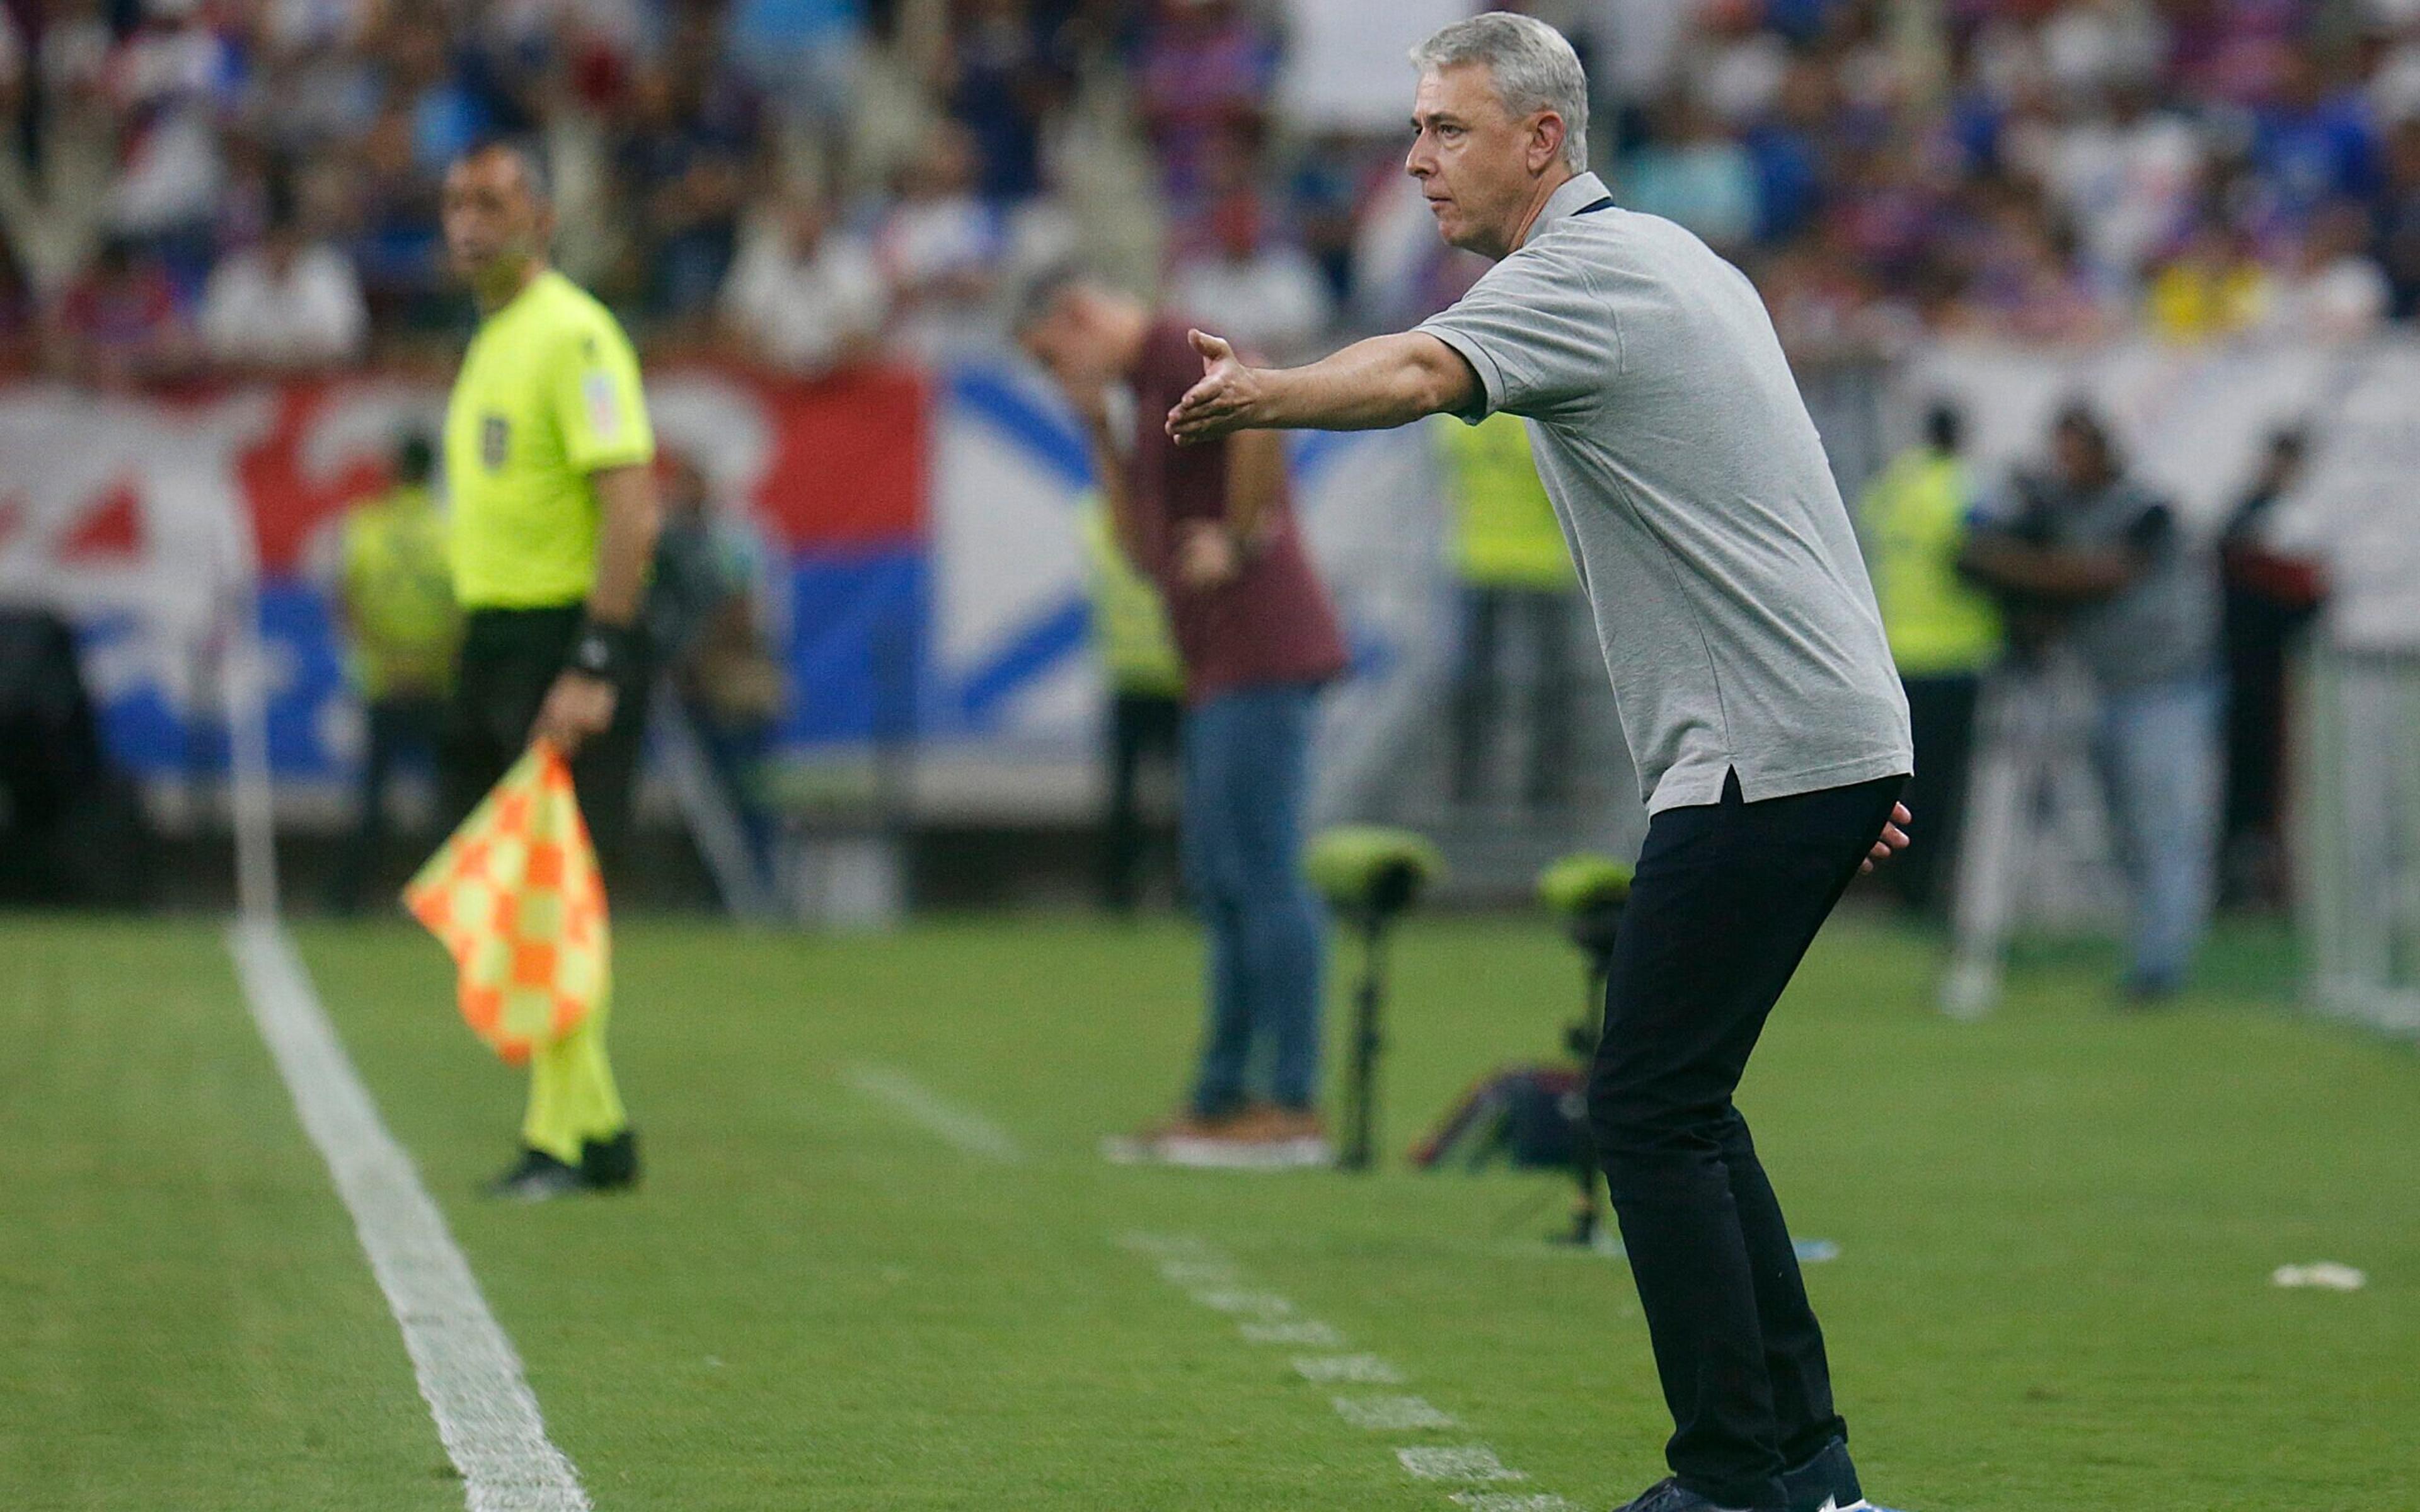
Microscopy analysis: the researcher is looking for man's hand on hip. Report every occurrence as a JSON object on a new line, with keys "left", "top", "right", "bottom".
{"left": 1860, "top": 802, "right": 1913, "bottom": 874}
{"left": 534, "top": 670, "right": 618, "bottom": 758}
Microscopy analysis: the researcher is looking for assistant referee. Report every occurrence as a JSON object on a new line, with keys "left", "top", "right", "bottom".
{"left": 1169, "top": 16, "right": 1913, "bottom": 1512}
{"left": 437, "top": 141, "right": 660, "bottom": 1203}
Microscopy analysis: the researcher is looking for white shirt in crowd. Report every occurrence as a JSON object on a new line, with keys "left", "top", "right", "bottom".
{"left": 199, "top": 241, "right": 367, "bottom": 368}
{"left": 720, "top": 215, "right": 889, "bottom": 376}
{"left": 1167, "top": 244, "right": 1336, "bottom": 365}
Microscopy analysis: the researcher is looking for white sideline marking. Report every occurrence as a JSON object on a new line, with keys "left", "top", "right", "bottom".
{"left": 1293, "top": 1353, "right": 1407, "bottom": 1385}
{"left": 1398, "top": 1446, "right": 1526, "bottom": 1482}
{"left": 1240, "top": 1319, "right": 1347, "bottom": 1347}
{"left": 1332, "top": 1395, "right": 1460, "bottom": 1431}
{"left": 228, "top": 921, "right": 589, "bottom": 1512}
{"left": 1117, "top": 1234, "right": 1566, "bottom": 1508}
{"left": 843, "top": 1063, "right": 1025, "bottom": 1162}
{"left": 1192, "top": 1288, "right": 1295, "bottom": 1317}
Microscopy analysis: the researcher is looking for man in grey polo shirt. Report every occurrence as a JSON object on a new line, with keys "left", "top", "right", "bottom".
{"left": 1168, "top": 14, "right": 1912, "bottom": 1512}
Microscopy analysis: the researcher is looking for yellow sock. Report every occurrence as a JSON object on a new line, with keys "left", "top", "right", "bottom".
{"left": 521, "top": 992, "right": 626, "bottom": 1164}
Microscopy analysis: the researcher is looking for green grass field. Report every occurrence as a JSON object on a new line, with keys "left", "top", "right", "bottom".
{"left": 2, "top": 910, "right": 2412, "bottom": 1511}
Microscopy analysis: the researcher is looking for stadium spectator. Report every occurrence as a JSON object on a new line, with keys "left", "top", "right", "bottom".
{"left": 1617, "top": 93, "right": 1760, "bottom": 253}
{"left": 1439, "top": 410, "right": 1576, "bottom": 811}
{"left": 873, "top": 121, "right": 1008, "bottom": 360}
{"left": 2217, "top": 428, "right": 2325, "bottom": 907}
{"left": 940, "top": 0, "right": 1066, "bottom": 203}
{"left": 2145, "top": 218, "right": 2273, "bottom": 341}
{"left": 725, "top": 0, "right": 866, "bottom": 125}
{"left": 328, "top": 432, "right": 458, "bottom": 916}
{"left": 1858, "top": 402, "right": 2002, "bottom": 914}
{"left": 1163, "top": 189, "right": 1334, "bottom": 364}
{"left": 1134, "top": 0, "right": 1279, "bottom": 217}
{"left": 2264, "top": 197, "right": 2392, "bottom": 340}
{"left": 198, "top": 205, "right": 368, "bottom": 371}
{"left": 101, "top": 0, "right": 233, "bottom": 265}
{"left": 47, "top": 236, "right": 193, "bottom": 387}
{"left": 1962, "top": 404, "right": 2221, "bottom": 1000}
{"left": 613, "top": 61, "right": 756, "bottom": 323}
{"left": 718, "top": 187, "right": 889, "bottom": 376}
{"left": 1018, "top": 269, "right": 1347, "bottom": 1167}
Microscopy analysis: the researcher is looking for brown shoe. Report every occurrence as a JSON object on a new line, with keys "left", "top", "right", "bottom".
{"left": 1100, "top": 1106, "right": 1252, "bottom": 1166}
{"left": 1160, "top": 1104, "right": 1332, "bottom": 1170}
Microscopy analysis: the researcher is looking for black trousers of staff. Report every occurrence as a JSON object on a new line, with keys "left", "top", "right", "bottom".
{"left": 1587, "top": 770, "right": 1904, "bottom": 1509}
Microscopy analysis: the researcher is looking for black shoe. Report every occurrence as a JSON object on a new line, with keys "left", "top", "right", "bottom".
{"left": 1782, "top": 1438, "right": 1874, "bottom": 1512}
{"left": 579, "top": 1128, "right": 640, "bottom": 1191}
{"left": 1610, "top": 1477, "right": 1773, "bottom": 1512}
{"left": 481, "top": 1148, "right": 584, "bottom": 1202}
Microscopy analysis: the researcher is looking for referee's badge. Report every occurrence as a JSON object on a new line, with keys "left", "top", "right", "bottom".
{"left": 480, "top": 414, "right": 509, "bottom": 471}
{"left": 584, "top": 370, "right": 623, "bottom": 442}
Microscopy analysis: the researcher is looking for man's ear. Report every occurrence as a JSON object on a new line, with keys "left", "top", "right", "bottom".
{"left": 1530, "top": 113, "right": 1567, "bottom": 174}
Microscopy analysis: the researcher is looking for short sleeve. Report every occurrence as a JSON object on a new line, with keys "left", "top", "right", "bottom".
{"left": 554, "top": 312, "right": 655, "bottom": 474}
{"left": 1414, "top": 249, "right": 1616, "bottom": 424}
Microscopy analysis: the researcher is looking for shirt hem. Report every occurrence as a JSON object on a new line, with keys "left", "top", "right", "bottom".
{"left": 1644, "top": 749, "right": 1913, "bottom": 815}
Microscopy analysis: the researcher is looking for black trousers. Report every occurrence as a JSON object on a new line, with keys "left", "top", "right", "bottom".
{"left": 1890, "top": 673, "right": 1980, "bottom": 914}
{"left": 331, "top": 694, "right": 445, "bottom": 914}
{"left": 1102, "top": 689, "right": 1185, "bottom": 912}
{"left": 439, "top": 607, "right": 650, "bottom": 879}
{"left": 1451, "top": 583, "right": 1574, "bottom": 806}
{"left": 1589, "top": 770, "right": 1905, "bottom": 1509}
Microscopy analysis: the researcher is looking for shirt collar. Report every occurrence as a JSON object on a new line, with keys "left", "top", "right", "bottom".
{"left": 1528, "top": 172, "right": 1613, "bottom": 239}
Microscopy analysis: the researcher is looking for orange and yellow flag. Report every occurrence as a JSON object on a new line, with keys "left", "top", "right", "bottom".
{"left": 403, "top": 741, "right": 608, "bottom": 1064}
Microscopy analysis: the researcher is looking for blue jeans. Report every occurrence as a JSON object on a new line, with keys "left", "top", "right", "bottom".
{"left": 1181, "top": 683, "right": 1328, "bottom": 1116}
{"left": 2096, "top": 675, "right": 2221, "bottom": 989}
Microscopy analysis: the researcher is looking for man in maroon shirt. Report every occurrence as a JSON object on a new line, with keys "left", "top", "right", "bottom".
{"left": 1018, "top": 269, "right": 1349, "bottom": 1166}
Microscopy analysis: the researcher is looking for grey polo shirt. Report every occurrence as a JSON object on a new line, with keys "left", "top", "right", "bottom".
{"left": 1416, "top": 172, "right": 1912, "bottom": 814}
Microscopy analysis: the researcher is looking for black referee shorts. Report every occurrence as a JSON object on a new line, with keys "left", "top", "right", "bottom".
{"left": 439, "top": 605, "right": 650, "bottom": 878}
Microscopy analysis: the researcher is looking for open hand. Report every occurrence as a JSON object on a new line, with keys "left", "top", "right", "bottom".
{"left": 1860, "top": 802, "right": 1913, "bottom": 874}
{"left": 1165, "top": 329, "right": 1262, "bottom": 445}
{"left": 533, "top": 670, "right": 617, "bottom": 759}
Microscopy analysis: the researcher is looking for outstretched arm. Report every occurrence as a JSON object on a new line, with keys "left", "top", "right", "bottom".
{"left": 1166, "top": 329, "right": 1479, "bottom": 445}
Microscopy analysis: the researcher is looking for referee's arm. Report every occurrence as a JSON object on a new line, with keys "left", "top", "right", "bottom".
{"left": 533, "top": 463, "right": 660, "bottom": 753}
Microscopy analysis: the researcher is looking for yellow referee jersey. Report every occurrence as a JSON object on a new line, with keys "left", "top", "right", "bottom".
{"left": 443, "top": 270, "right": 654, "bottom": 610}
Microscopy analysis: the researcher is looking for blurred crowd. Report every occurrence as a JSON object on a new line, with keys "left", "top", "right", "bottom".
{"left": 8, "top": 0, "right": 2420, "bottom": 386}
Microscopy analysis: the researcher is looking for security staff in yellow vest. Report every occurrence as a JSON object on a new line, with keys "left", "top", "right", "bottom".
{"left": 1857, "top": 402, "right": 2002, "bottom": 911}
{"left": 330, "top": 432, "right": 460, "bottom": 914}
{"left": 437, "top": 140, "right": 661, "bottom": 1201}
{"left": 1439, "top": 411, "right": 1577, "bottom": 808}
{"left": 1081, "top": 492, "right": 1186, "bottom": 912}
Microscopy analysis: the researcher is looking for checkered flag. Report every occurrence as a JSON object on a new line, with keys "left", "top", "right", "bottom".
{"left": 403, "top": 741, "right": 609, "bottom": 1064}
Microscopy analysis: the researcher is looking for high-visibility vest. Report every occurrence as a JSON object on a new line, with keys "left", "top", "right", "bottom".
{"left": 1857, "top": 449, "right": 2001, "bottom": 677}
{"left": 1439, "top": 412, "right": 1573, "bottom": 590}
{"left": 340, "top": 484, "right": 461, "bottom": 698}
{"left": 1080, "top": 495, "right": 1184, "bottom": 697}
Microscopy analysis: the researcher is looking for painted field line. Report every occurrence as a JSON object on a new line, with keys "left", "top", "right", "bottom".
{"left": 1115, "top": 1232, "right": 1571, "bottom": 1509}
{"left": 1399, "top": 1446, "right": 1526, "bottom": 1482}
{"left": 1332, "top": 1395, "right": 1460, "bottom": 1430}
{"left": 227, "top": 920, "right": 589, "bottom": 1512}
{"left": 842, "top": 1062, "right": 1025, "bottom": 1162}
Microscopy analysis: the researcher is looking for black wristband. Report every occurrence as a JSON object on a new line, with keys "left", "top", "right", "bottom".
{"left": 567, "top": 620, "right": 637, "bottom": 683}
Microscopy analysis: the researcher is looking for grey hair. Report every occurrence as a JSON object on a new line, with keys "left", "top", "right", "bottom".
{"left": 1409, "top": 13, "right": 1591, "bottom": 172}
